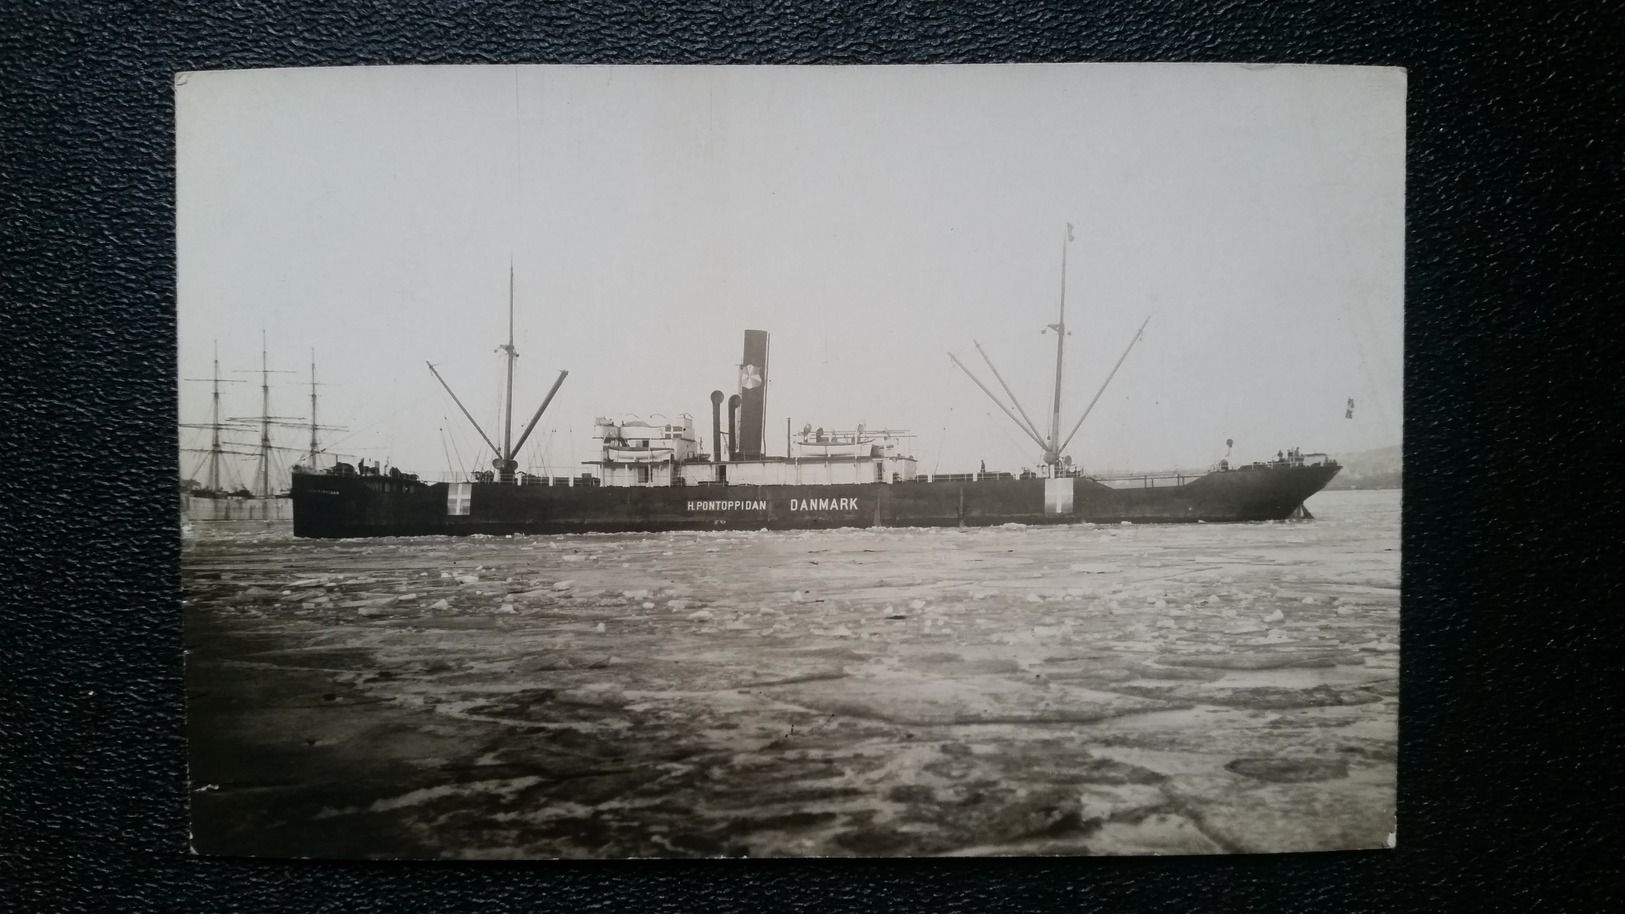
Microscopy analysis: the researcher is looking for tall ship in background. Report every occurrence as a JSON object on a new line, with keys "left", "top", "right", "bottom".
{"left": 182, "top": 337, "right": 336, "bottom": 527}
{"left": 292, "top": 236, "right": 1341, "bottom": 538}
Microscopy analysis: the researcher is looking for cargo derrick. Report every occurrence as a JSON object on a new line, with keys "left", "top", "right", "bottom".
{"left": 291, "top": 237, "right": 1339, "bottom": 538}
{"left": 949, "top": 222, "right": 1150, "bottom": 478}
{"left": 425, "top": 262, "right": 569, "bottom": 486}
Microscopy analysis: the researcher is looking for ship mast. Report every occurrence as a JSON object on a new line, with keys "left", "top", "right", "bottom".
{"left": 180, "top": 340, "right": 240, "bottom": 491}
{"left": 501, "top": 261, "right": 517, "bottom": 468}
{"left": 290, "top": 349, "right": 341, "bottom": 472}
{"left": 257, "top": 331, "right": 273, "bottom": 497}
{"left": 1044, "top": 223, "right": 1073, "bottom": 465}
{"left": 307, "top": 349, "right": 319, "bottom": 468}
{"left": 949, "top": 222, "right": 1150, "bottom": 472}
{"left": 428, "top": 261, "right": 569, "bottom": 482}
{"left": 228, "top": 331, "right": 298, "bottom": 497}
{"left": 208, "top": 342, "right": 225, "bottom": 491}
{"left": 182, "top": 341, "right": 256, "bottom": 493}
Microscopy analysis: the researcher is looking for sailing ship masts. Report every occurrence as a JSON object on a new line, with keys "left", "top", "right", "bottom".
{"left": 308, "top": 349, "right": 319, "bottom": 467}
{"left": 258, "top": 331, "right": 273, "bottom": 497}
{"left": 184, "top": 339, "right": 247, "bottom": 492}
{"left": 209, "top": 343, "right": 223, "bottom": 491}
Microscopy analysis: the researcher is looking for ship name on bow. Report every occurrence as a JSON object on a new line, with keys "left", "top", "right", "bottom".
{"left": 684, "top": 497, "right": 860, "bottom": 512}
{"left": 687, "top": 499, "right": 769, "bottom": 511}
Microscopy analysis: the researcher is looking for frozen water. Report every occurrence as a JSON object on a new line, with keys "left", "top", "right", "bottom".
{"left": 184, "top": 490, "right": 1398, "bottom": 859}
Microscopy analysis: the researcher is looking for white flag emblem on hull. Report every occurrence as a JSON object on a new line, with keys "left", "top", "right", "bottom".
{"left": 1044, "top": 477, "right": 1074, "bottom": 516}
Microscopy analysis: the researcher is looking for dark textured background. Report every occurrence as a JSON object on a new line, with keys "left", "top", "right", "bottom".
{"left": 3, "top": 0, "right": 1620, "bottom": 910}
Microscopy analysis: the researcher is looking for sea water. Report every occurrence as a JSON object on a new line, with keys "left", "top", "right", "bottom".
{"left": 183, "top": 489, "right": 1399, "bottom": 858}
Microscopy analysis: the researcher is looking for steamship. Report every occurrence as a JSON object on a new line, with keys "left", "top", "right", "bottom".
{"left": 291, "top": 322, "right": 1341, "bottom": 539}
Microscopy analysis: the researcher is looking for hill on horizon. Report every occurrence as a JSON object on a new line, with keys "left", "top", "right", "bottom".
{"left": 1323, "top": 443, "right": 1401, "bottom": 490}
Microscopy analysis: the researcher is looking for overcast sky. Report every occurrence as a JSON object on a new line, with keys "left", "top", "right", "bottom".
{"left": 178, "top": 63, "right": 1404, "bottom": 488}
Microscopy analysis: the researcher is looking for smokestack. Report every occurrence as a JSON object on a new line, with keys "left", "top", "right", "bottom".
{"left": 727, "top": 394, "right": 741, "bottom": 461}
{"left": 709, "top": 390, "right": 724, "bottom": 462}
{"left": 738, "top": 330, "right": 769, "bottom": 460}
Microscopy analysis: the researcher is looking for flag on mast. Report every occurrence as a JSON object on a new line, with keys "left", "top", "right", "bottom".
{"left": 1066, "top": 222, "right": 1075, "bottom": 242}
{"left": 1346, "top": 398, "right": 1355, "bottom": 419}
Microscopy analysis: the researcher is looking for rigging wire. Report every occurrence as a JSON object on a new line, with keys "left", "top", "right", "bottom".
{"left": 487, "top": 351, "right": 508, "bottom": 466}
{"left": 322, "top": 418, "right": 382, "bottom": 454}
{"left": 181, "top": 442, "right": 253, "bottom": 492}
{"left": 987, "top": 410, "right": 1035, "bottom": 469}
{"left": 427, "top": 360, "right": 496, "bottom": 471}
{"left": 523, "top": 429, "right": 545, "bottom": 478}
{"left": 439, "top": 426, "right": 455, "bottom": 482}
{"left": 444, "top": 416, "right": 468, "bottom": 480}
{"left": 184, "top": 456, "right": 207, "bottom": 486}
{"left": 267, "top": 448, "right": 289, "bottom": 495}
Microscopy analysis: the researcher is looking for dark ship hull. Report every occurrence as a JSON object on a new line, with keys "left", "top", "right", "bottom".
{"left": 291, "top": 461, "right": 1340, "bottom": 539}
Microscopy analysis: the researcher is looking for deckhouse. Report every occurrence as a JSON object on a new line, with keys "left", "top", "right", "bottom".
{"left": 588, "top": 330, "right": 918, "bottom": 488}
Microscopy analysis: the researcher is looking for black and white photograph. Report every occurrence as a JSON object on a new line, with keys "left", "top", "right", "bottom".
{"left": 179, "top": 63, "right": 1403, "bottom": 859}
